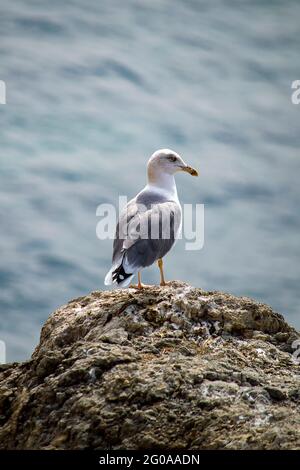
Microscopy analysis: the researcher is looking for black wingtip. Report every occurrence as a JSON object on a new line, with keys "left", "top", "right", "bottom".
{"left": 112, "top": 264, "right": 132, "bottom": 284}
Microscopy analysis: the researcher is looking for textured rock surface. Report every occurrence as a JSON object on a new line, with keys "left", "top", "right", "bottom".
{"left": 0, "top": 281, "right": 299, "bottom": 449}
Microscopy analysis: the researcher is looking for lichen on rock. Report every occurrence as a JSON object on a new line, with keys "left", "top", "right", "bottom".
{"left": 0, "top": 281, "right": 299, "bottom": 449}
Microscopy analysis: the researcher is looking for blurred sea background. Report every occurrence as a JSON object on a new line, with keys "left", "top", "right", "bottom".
{"left": 1, "top": 0, "right": 300, "bottom": 361}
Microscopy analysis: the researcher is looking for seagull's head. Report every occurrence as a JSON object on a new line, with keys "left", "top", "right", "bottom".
{"left": 147, "top": 149, "right": 198, "bottom": 181}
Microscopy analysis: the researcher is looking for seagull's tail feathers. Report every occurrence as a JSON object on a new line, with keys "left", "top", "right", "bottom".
{"left": 104, "top": 257, "right": 135, "bottom": 288}
{"left": 104, "top": 266, "right": 114, "bottom": 286}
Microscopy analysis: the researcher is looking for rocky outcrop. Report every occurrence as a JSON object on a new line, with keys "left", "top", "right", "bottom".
{"left": 0, "top": 281, "right": 299, "bottom": 449}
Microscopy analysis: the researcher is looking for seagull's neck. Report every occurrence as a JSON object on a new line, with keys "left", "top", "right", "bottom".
{"left": 146, "top": 172, "right": 178, "bottom": 201}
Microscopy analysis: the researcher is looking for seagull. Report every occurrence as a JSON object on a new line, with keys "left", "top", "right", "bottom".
{"left": 104, "top": 149, "right": 198, "bottom": 289}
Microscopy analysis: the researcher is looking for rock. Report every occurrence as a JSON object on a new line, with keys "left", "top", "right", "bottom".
{"left": 0, "top": 281, "right": 299, "bottom": 450}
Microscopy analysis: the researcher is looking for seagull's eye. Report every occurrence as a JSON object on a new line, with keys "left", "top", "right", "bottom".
{"left": 167, "top": 155, "right": 177, "bottom": 162}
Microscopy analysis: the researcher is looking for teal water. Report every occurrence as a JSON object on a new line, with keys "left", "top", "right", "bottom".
{"left": 1, "top": 0, "right": 300, "bottom": 361}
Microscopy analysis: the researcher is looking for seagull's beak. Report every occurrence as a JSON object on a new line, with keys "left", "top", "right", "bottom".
{"left": 180, "top": 164, "right": 199, "bottom": 176}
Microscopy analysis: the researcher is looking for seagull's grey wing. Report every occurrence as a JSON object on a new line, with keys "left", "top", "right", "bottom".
{"left": 122, "top": 199, "right": 182, "bottom": 272}
{"left": 112, "top": 189, "right": 172, "bottom": 265}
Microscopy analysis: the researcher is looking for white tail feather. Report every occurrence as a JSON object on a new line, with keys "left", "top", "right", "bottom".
{"left": 104, "top": 267, "right": 114, "bottom": 286}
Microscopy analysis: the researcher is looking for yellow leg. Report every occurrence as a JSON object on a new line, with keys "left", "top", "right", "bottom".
{"left": 129, "top": 272, "right": 143, "bottom": 289}
{"left": 158, "top": 258, "right": 166, "bottom": 286}
{"left": 137, "top": 271, "right": 142, "bottom": 289}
